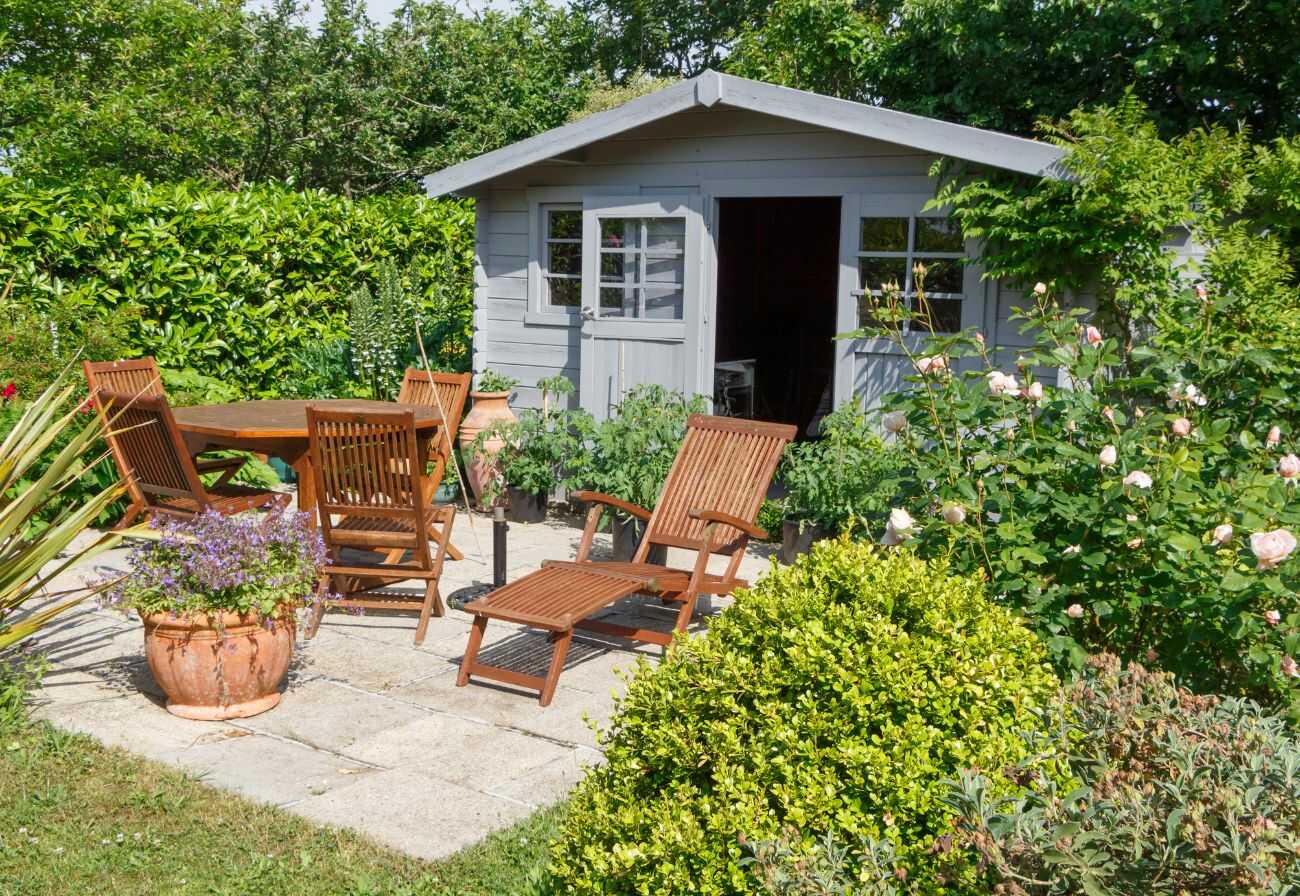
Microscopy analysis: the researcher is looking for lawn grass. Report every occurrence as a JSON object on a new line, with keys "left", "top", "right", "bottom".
{"left": 0, "top": 712, "right": 562, "bottom": 895}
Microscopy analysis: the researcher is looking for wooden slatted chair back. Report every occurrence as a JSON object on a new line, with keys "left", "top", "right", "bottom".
{"left": 397, "top": 369, "right": 471, "bottom": 445}
{"left": 638, "top": 415, "right": 796, "bottom": 559}
{"left": 96, "top": 389, "right": 205, "bottom": 507}
{"left": 84, "top": 358, "right": 165, "bottom": 399}
{"left": 307, "top": 407, "right": 431, "bottom": 563}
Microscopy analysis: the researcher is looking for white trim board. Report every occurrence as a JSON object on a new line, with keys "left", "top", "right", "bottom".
{"left": 424, "top": 71, "right": 1067, "bottom": 197}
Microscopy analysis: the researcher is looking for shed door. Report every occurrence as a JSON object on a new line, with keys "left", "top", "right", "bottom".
{"left": 834, "top": 193, "right": 984, "bottom": 409}
{"left": 579, "top": 195, "right": 705, "bottom": 420}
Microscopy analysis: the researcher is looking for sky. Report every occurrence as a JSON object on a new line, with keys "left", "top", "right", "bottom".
{"left": 292, "top": 0, "right": 519, "bottom": 26}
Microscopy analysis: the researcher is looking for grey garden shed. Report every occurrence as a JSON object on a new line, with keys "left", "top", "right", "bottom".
{"left": 424, "top": 70, "right": 1066, "bottom": 433}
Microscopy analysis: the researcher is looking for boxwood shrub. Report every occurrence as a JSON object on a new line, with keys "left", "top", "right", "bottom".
{"left": 547, "top": 540, "right": 1059, "bottom": 894}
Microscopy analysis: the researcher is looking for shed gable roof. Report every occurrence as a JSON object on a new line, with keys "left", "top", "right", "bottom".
{"left": 423, "top": 71, "right": 1066, "bottom": 196}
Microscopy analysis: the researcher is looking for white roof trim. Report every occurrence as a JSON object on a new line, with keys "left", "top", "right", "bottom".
{"left": 423, "top": 71, "right": 1066, "bottom": 196}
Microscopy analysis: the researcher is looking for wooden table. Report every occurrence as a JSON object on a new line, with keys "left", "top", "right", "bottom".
{"left": 173, "top": 399, "right": 444, "bottom": 523}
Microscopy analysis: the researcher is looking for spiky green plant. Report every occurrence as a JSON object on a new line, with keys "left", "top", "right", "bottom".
{"left": 0, "top": 374, "right": 132, "bottom": 652}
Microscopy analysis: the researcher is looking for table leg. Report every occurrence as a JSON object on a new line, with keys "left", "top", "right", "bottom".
{"left": 291, "top": 454, "right": 318, "bottom": 526}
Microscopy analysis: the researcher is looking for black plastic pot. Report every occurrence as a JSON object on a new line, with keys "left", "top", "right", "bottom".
{"left": 610, "top": 513, "right": 668, "bottom": 564}
{"left": 779, "top": 519, "right": 830, "bottom": 565}
{"left": 505, "top": 486, "right": 547, "bottom": 523}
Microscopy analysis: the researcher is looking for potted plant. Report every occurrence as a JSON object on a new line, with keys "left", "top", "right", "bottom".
{"left": 779, "top": 402, "right": 904, "bottom": 564}
{"left": 101, "top": 508, "right": 325, "bottom": 720}
{"left": 477, "top": 377, "right": 591, "bottom": 523}
{"left": 460, "top": 370, "right": 519, "bottom": 506}
{"left": 582, "top": 385, "right": 709, "bottom": 561}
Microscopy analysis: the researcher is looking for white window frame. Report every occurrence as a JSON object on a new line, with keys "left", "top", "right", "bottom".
{"left": 593, "top": 216, "right": 687, "bottom": 320}
{"left": 856, "top": 215, "right": 966, "bottom": 334}
{"left": 540, "top": 204, "right": 582, "bottom": 313}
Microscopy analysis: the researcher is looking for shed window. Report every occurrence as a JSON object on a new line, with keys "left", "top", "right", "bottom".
{"left": 596, "top": 216, "right": 686, "bottom": 320}
{"left": 857, "top": 216, "right": 965, "bottom": 333}
{"left": 542, "top": 206, "right": 582, "bottom": 309}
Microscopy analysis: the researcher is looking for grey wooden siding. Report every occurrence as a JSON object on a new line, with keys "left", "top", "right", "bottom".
{"left": 471, "top": 107, "right": 1047, "bottom": 412}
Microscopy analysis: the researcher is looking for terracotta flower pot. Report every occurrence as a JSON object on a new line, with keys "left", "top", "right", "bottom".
{"left": 143, "top": 610, "right": 294, "bottom": 721}
{"left": 459, "top": 390, "right": 516, "bottom": 507}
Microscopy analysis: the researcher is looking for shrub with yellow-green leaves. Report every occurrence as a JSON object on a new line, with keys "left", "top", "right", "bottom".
{"left": 547, "top": 540, "right": 1059, "bottom": 894}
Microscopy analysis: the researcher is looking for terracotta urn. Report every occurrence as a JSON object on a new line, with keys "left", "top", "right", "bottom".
{"left": 143, "top": 610, "right": 294, "bottom": 721}
{"left": 459, "top": 390, "right": 516, "bottom": 507}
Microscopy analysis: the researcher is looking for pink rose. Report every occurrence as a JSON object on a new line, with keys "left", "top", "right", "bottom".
{"left": 941, "top": 503, "right": 966, "bottom": 525}
{"left": 882, "top": 411, "right": 907, "bottom": 433}
{"left": 1026, "top": 381, "right": 1045, "bottom": 402}
{"left": 1126, "top": 536, "right": 1143, "bottom": 549}
{"left": 974, "top": 331, "right": 985, "bottom": 345}
{"left": 1084, "top": 325, "right": 1102, "bottom": 346}
{"left": 1282, "top": 656, "right": 1299, "bottom": 679}
{"left": 1123, "top": 470, "right": 1152, "bottom": 489}
{"left": 1170, "top": 417, "right": 1191, "bottom": 438}
{"left": 1194, "top": 284, "right": 1208, "bottom": 299}
{"left": 1251, "top": 528, "right": 1297, "bottom": 570}
{"left": 1264, "top": 609, "right": 1281, "bottom": 625}
{"left": 1099, "top": 445, "right": 1117, "bottom": 467}
{"left": 881, "top": 508, "right": 916, "bottom": 546}
{"left": 1102, "top": 405, "right": 1115, "bottom": 423}
{"left": 915, "top": 355, "right": 947, "bottom": 375}
{"left": 1212, "top": 523, "right": 1234, "bottom": 545}
{"left": 1066, "top": 603, "right": 1084, "bottom": 619}
{"left": 1279, "top": 454, "right": 1300, "bottom": 480}
{"left": 987, "top": 371, "right": 1020, "bottom": 397}
{"left": 1267, "top": 425, "right": 1281, "bottom": 448}
{"left": 1033, "top": 282, "right": 1048, "bottom": 296}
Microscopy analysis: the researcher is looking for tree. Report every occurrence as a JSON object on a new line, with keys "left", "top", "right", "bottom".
{"left": 0, "top": 0, "right": 594, "bottom": 193}
{"left": 729, "top": 0, "right": 1300, "bottom": 142}
{"left": 574, "top": 0, "right": 770, "bottom": 80}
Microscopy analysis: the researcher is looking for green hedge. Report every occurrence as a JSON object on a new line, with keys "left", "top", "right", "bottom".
{"left": 547, "top": 540, "right": 1059, "bottom": 894}
{"left": 0, "top": 176, "right": 473, "bottom": 397}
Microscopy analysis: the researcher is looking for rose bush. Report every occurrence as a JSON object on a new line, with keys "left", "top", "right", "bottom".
{"left": 859, "top": 281, "right": 1300, "bottom": 715}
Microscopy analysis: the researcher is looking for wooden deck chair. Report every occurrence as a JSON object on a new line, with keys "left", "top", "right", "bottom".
{"left": 84, "top": 357, "right": 252, "bottom": 491}
{"left": 458, "top": 414, "right": 795, "bottom": 705}
{"left": 395, "top": 369, "right": 471, "bottom": 561}
{"left": 94, "top": 390, "right": 288, "bottom": 528}
{"left": 304, "top": 407, "right": 456, "bottom": 646}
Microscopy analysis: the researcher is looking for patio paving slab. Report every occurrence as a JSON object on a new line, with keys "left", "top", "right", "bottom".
{"left": 24, "top": 513, "right": 772, "bottom": 860}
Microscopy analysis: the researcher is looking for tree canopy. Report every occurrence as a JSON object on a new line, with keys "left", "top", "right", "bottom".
{"left": 0, "top": 0, "right": 594, "bottom": 194}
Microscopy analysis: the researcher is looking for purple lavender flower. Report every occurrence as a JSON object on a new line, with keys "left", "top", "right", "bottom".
{"left": 102, "top": 508, "right": 326, "bottom": 620}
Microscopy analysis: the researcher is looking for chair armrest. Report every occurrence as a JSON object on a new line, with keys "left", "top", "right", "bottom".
{"left": 689, "top": 508, "right": 766, "bottom": 540}
{"left": 571, "top": 490, "right": 652, "bottom": 522}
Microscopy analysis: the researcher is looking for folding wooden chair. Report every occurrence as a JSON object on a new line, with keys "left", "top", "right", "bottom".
{"left": 83, "top": 357, "right": 167, "bottom": 398}
{"left": 458, "top": 415, "right": 795, "bottom": 705}
{"left": 395, "top": 369, "right": 470, "bottom": 561}
{"left": 304, "top": 406, "right": 456, "bottom": 646}
{"left": 94, "top": 389, "right": 288, "bottom": 528}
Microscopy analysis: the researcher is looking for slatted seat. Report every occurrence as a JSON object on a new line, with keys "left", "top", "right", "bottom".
{"left": 304, "top": 406, "right": 457, "bottom": 646}
{"left": 94, "top": 389, "right": 288, "bottom": 526}
{"left": 458, "top": 414, "right": 794, "bottom": 705}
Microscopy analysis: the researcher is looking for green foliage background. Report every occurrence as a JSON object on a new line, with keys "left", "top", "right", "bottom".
{"left": 0, "top": 177, "right": 474, "bottom": 398}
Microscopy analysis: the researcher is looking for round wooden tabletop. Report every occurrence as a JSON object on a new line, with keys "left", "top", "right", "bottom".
{"left": 172, "top": 399, "right": 443, "bottom": 440}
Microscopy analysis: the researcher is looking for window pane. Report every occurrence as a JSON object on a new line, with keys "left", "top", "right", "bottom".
{"left": 644, "top": 218, "right": 685, "bottom": 252}
{"left": 643, "top": 287, "right": 684, "bottom": 320}
{"left": 546, "top": 241, "right": 581, "bottom": 276}
{"left": 860, "top": 218, "right": 908, "bottom": 252}
{"left": 915, "top": 217, "right": 963, "bottom": 252}
{"left": 600, "top": 218, "right": 638, "bottom": 248}
{"left": 859, "top": 257, "right": 908, "bottom": 294}
{"left": 546, "top": 277, "right": 581, "bottom": 307}
{"left": 914, "top": 297, "right": 963, "bottom": 333}
{"left": 548, "top": 209, "right": 581, "bottom": 240}
{"left": 600, "top": 252, "right": 634, "bottom": 280}
{"left": 915, "top": 257, "right": 963, "bottom": 294}
{"left": 599, "top": 286, "right": 632, "bottom": 316}
{"left": 644, "top": 255, "right": 683, "bottom": 285}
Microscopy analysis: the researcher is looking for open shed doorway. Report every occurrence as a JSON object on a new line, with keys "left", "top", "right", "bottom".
{"left": 714, "top": 196, "right": 840, "bottom": 436}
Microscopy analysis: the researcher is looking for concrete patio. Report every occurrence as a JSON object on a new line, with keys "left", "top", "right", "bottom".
{"left": 26, "top": 511, "right": 776, "bottom": 861}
